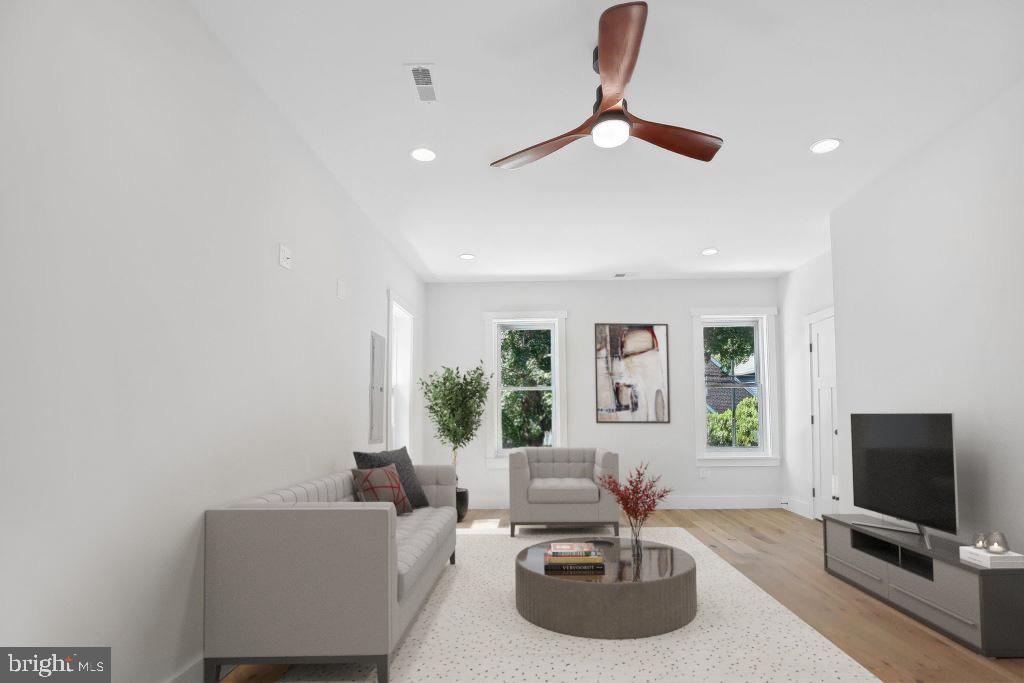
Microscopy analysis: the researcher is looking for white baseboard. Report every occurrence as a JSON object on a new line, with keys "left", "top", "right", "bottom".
{"left": 784, "top": 498, "right": 814, "bottom": 519}
{"left": 168, "top": 657, "right": 204, "bottom": 683}
{"left": 663, "top": 495, "right": 782, "bottom": 509}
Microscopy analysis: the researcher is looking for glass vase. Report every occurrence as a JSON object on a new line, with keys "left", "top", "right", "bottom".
{"left": 986, "top": 531, "right": 1009, "bottom": 554}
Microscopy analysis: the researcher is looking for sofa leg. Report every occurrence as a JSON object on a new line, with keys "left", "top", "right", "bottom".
{"left": 203, "top": 660, "right": 220, "bottom": 683}
{"left": 510, "top": 523, "right": 516, "bottom": 537}
{"left": 614, "top": 522, "right": 620, "bottom": 536}
{"left": 449, "top": 550, "right": 455, "bottom": 564}
{"left": 375, "top": 654, "right": 390, "bottom": 683}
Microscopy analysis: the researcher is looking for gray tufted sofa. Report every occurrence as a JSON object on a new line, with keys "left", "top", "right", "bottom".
{"left": 203, "top": 465, "right": 456, "bottom": 683}
{"left": 508, "top": 447, "right": 620, "bottom": 537}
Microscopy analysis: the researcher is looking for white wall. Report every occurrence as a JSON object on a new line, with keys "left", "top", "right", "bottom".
{"left": 831, "top": 77, "right": 1024, "bottom": 543}
{"left": 776, "top": 251, "right": 834, "bottom": 517}
{"left": 0, "top": 2, "right": 423, "bottom": 681}
{"left": 424, "top": 279, "right": 782, "bottom": 509}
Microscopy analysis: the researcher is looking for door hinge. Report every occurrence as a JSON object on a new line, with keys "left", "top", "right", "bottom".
{"left": 812, "top": 487, "right": 816, "bottom": 498}
{"left": 811, "top": 414, "right": 815, "bottom": 425}
{"left": 809, "top": 342, "right": 813, "bottom": 352}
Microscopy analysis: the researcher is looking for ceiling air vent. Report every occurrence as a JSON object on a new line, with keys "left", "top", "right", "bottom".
{"left": 410, "top": 66, "right": 436, "bottom": 103}
{"left": 613, "top": 273, "right": 628, "bottom": 279}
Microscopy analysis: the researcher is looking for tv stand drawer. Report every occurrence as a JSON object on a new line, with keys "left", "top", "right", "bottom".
{"left": 826, "top": 553, "right": 887, "bottom": 595}
{"left": 889, "top": 583, "right": 982, "bottom": 648}
{"left": 889, "top": 560, "right": 979, "bottom": 624}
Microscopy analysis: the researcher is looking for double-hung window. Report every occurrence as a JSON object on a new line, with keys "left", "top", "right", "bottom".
{"left": 487, "top": 313, "right": 566, "bottom": 459}
{"left": 692, "top": 309, "right": 778, "bottom": 465}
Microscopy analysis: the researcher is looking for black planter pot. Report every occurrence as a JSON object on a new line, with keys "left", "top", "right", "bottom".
{"left": 455, "top": 487, "right": 469, "bottom": 522}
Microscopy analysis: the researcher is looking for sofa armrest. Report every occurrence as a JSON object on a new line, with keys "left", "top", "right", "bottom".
{"left": 414, "top": 464, "right": 456, "bottom": 508}
{"left": 204, "top": 503, "right": 397, "bottom": 658}
{"left": 509, "top": 449, "right": 531, "bottom": 517}
{"left": 593, "top": 450, "right": 619, "bottom": 483}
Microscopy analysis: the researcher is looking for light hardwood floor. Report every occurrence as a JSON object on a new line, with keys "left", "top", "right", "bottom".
{"left": 225, "top": 508, "right": 1023, "bottom": 683}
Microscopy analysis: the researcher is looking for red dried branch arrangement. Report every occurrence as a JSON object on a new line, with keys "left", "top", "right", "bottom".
{"left": 597, "top": 462, "right": 672, "bottom": 542}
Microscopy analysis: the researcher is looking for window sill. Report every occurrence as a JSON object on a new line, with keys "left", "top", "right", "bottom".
{"left": 697, "top": 454, "right": 780, "bottom": 468}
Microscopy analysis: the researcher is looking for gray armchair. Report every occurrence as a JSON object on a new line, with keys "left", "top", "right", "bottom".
{"left": 508, "top": 447, "right": 620, "bottom": 537}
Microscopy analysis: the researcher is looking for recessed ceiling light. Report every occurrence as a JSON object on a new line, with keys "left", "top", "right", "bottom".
{"left": 410, "top": 147, "right": 436, "bottom": 162}
{"left": 809, "top": 138, "right": 842, "bottom": 154}
{"left": 458, "top": 253, "right": 476, "bottom": 261}
{"left": 701, "top": 247, "right": 719, "bottom": 256}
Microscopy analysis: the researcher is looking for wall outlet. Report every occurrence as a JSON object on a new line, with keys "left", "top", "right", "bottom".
{"left": 336, "top": 279, "right": 346, "bottom": 300}
{"left": 698, "top": 468, "right": 709, "bottom": 479}
{"left": 278, "top": 243, "right": 293, "bottom": 270}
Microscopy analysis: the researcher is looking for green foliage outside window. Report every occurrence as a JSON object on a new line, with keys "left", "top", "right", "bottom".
{"left": 707, "top": 396, "right": 759, "bottom": 447}
{"left": 703, "top": 325, "right": 755, "bottom": 375}
{"left": 500, "top": 329, "right": 553, "bottom": 448}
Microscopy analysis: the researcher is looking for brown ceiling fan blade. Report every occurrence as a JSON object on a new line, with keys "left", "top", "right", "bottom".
{"left": 490, "top": 117, "right": 595, "bottom": 169}
{"left": 627, "top": 114, "right": 723, "bottom": 162}
{"left": 597, "top": 2, "right": 648, "bottom": 110}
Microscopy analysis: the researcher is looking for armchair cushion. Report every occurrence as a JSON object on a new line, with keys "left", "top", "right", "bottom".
{"left": 353, "top": 446, "right": 430, "bottom": 508}
{"left": 527, "top": 477, "right": 600, "bottom": 504}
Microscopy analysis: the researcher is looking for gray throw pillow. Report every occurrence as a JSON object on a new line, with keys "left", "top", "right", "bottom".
{"left": 353, "top": 447, "right": 429, "bottom": 508}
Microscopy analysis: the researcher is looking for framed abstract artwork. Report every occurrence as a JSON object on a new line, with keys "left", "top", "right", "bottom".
{"left": 595, "top": 323, "right": 670, "bottom": 423}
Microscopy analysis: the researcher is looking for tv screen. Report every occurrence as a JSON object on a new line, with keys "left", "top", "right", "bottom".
{"left": 851, "top": 413, "right": 957, "bottom": 534}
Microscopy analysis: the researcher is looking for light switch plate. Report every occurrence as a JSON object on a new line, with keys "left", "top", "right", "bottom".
{"left": 278, "top": 243, "right": 293, "bottom": 270}
{"left": 698, "top": 468, "right": 709, "bottom": 479}
{"left": 336, "top": 279, "right": 346, "bottom": 300}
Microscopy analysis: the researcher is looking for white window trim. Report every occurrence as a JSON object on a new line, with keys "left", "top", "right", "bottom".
{"left": 691, "top": 307, "right": 780, "bottom": 467}
{"left": 482, "top": 311, "right": 568, "bottom": 469}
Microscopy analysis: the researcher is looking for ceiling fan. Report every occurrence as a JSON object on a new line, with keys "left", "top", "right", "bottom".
{"left": 490, "top": 1, "right": 723, "bottom": 170}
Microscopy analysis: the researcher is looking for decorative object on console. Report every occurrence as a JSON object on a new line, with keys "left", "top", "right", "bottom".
{"left": 973, "top": 532, "right": 988, "bottom": 550}
{"left": 352, "top": 464, "right": 413, "bottom": 514}
{"left": 595, "top": 323, "right": 669, "bottom": 423}
{"left": 353, "top": 446, "right": 429, "bottom": 508}
{"left": 420, "top": 363, "right": 490, "bottom": 522}
{"left": 959, "top": 546, "right": 1024, "bottom": 569}
{"left": 597, "top": 462, "right": 672, "bottom": 564}
{"left": 985, "top": 531, "right": 1008, "bottom": 554}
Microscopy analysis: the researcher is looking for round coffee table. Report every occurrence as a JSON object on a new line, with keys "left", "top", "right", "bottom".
{"left": 515, "top": 537, "right": 697, "bottom": 639}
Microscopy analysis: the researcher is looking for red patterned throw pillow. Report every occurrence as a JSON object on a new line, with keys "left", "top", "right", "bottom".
{"left": 353, "top": 464, "right": 412, "bottom": 514}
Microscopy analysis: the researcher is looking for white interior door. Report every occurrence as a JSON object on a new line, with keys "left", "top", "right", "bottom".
{"left": 810, "top": 315, "right": 838, "bottom": 519}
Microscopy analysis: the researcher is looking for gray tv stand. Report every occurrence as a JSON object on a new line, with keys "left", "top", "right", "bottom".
{"left": 823, "top": 514, "right": 1024, "bottom": 657}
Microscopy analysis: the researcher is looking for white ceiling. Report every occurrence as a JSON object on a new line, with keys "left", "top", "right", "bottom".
{"left": 194, "top": 1, "right": 1024, "bottom": 282}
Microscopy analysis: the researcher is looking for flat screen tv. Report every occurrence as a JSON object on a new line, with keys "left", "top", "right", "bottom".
{"left": 850, "top": 413, "right": 957, "bottom": 534}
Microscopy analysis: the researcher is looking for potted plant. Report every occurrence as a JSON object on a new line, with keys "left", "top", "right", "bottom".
{"left": 420, "top": 363, "right": 490, "bottom": 521}
{"left": 597, "top": 463, "right": 672, "bottom": 565}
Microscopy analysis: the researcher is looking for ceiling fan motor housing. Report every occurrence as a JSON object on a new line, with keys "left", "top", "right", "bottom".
{"left": 593, "top": 85, "right": 627, "bottom": 114}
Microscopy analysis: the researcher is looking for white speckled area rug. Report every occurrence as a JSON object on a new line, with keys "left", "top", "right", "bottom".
{"left": 281, "top": 526, "right": 876, "bottom": 682}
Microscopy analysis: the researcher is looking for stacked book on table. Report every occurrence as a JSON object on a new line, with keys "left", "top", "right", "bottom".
{"left": 959, "top": 546, "right": 1024, "bottom": 569}
{"left": 544, "top": 542, "right": 605, "bottom": 581}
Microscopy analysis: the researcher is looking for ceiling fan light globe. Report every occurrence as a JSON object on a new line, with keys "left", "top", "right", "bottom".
{"left": 592, "top": 117, "right": 631, "bottom": 148}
